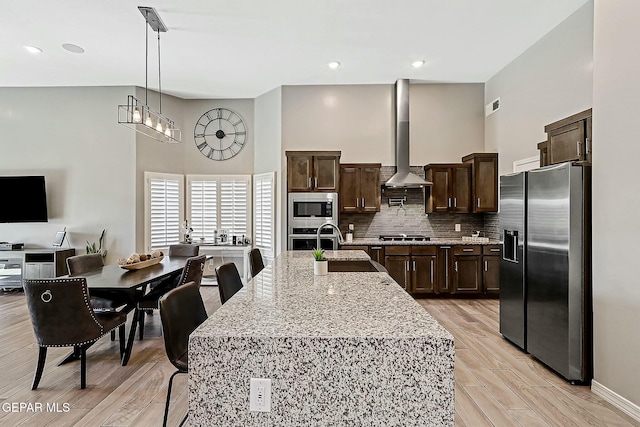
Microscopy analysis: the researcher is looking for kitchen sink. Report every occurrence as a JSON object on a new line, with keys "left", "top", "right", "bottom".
{"left": 327, "top": 260, "right": 387, "bottom": 273}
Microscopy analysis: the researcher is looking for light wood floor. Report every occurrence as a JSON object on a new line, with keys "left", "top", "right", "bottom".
{"left": 0, "top": 289, "right": 637, "bottom": 426}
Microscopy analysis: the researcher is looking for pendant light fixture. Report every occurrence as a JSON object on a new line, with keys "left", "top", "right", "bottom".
{"left": 118, "top": 6, "right": 181, "bottom": 143}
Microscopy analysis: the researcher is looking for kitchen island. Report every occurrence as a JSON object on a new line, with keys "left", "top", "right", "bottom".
{"left": 189, "top": 250, "right": 455, "bottom": 426}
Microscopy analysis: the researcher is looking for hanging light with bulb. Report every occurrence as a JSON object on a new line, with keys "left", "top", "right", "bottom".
{"left": 118, "top": 6, "right": 181, "bottom": 143}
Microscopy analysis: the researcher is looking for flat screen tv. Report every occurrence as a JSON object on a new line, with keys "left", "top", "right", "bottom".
{"left": 0, "top": 176, "right": 48, "bottom": 222}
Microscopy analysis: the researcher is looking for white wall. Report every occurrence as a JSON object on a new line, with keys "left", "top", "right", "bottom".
{"left": 254, "top": 87, "right": 283, "bottom": 255}
{"left": 485, "top": 2, "right": 593, "bottom": 175}
{"left": 592, "top": 0, "right": 640, "bottom": 410}
{"left": 0, "top": 87, "right": 136, "bottom": 261}
{"left": 410, "top": 83, "right": 486, "bottom": 163}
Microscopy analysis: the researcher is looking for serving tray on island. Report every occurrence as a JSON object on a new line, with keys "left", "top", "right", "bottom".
{"left": 119, "top": 256, "right": 164, "bottom": 270}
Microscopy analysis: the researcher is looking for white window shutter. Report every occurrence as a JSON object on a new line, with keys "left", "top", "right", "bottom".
{"left": 253, "top": 172, "right": 276, "bottom": 259}
{"left": 189, "top": 178, "right": 217, "bottom": 241}
{"left": 186, "top": 175, "right": 251, "bottom": 242}
{"left": 145, "top": 172, "right": 184, "bottom": 252}
{"left": 220, "top": 179, "right": 250, "bottom": 235}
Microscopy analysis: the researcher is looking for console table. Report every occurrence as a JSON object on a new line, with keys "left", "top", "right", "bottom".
{"left": 0, "top": 248, "right": 76, "bottom": 289}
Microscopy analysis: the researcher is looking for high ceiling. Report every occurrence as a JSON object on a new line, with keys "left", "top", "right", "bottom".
{"left": 0, "top": 0, "right": 589, "bottom": 99}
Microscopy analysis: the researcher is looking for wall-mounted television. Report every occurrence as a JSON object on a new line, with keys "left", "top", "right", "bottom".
{"left": 0, "top": 176, "right": 48, "bottom": 222}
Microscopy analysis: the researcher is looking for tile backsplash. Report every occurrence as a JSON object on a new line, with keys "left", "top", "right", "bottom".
{"left": 339, "top": 166, "right": 499, "bottom": 239}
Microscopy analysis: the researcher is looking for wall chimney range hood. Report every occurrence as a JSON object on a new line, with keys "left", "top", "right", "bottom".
{"left": 385, "top": 79, "right": 432, "bottom": 188}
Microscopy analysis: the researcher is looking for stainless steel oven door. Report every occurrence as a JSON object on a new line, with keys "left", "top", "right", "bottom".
{"left": 288, "top": 235, "right": 338, "bottom": 251}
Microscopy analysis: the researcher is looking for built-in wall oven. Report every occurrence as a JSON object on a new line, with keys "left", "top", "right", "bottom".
{"left": 288, "top": 228, "right": 338, "bottom": 251}
{"left": 288, "top": 192, "right": 339, "bottom": 250}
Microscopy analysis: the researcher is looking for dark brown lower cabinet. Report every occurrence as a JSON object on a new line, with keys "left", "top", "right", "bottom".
{"left": 341, "top": 243, "right": 498, "bottom": 297}
{"left": 452, "top": 246, "right": 482, "bottom": 294}
{"left": 385, "top": 254, "right": 410, "bottom": 291}
{"left": 482, "top": 245, "right": 501, "bottom": 294}
{"left": 410, "top": 246, "right": 438, "bottom": 294}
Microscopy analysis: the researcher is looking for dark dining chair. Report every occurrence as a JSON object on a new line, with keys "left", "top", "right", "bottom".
{"left": 23, "top": 277, "right": 127, "bottom": 389}
{"left": 137, "top": 254, "right": 206, "bottom": 340}
{"left": 249, "top": 248, "right": 265, "bottom": 278}
{"left": 67, "top": 253, "right": 131, "bottom": 311}
{"left": 147, "top": 244, "right": 201, "bottom": 294}
{"left": 67, "top": 253, "right": 133, "bottom": 341}
{"left": 159, "top": 281, "right": 207, "bottom": 427}
{"left": 168, "top": 244, "right": 200, "bottom": 257}
{"left": 215, "top": 262, "right": 244, "bottom": 305}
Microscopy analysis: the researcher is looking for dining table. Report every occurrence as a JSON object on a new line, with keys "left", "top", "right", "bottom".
{"left": 62, "top": 255, "right": 190, "bottom": 366}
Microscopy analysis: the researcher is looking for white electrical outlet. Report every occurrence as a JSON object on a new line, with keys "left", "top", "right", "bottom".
{"left": 455, "top": 224, "right": 461, "bottom": 232}
{"left": 250, "top": 378, "right": 272, "bottom": 412}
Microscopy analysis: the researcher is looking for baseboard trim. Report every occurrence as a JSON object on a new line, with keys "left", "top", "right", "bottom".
{"left": 591, "top": 380, "right": 640, "bottom": 422}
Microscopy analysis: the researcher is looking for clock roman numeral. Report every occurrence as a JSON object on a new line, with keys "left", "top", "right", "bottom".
{"left": 196, "top": 141, "right": 209, "bottom": 151}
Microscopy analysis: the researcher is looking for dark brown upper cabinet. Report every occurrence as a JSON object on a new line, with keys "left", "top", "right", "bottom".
{"left": 339, "top": 163, "right": 381, "bottom": 213}
{"left": 286, "top": 151, "right": 341, "bottom": 192}
{"left": 540, "top": 109, "right": 592, "bottom": 166}
{"left": 424, "top": 163, "right": 471, "bottom": 213}
{"left": 462, "top": 152, "right": 498, "bottom": 213}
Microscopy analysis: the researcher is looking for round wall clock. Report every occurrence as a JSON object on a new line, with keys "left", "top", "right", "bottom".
{"left": 194, "top": 108, "right": 247, "bottom": 160}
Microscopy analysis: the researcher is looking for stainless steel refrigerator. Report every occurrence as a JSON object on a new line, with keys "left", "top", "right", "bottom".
{"left": 499, "top": 162, "right": 592, "bottom": 383}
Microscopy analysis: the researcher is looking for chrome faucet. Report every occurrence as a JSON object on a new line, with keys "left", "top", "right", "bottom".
{"left": 316, "top": 222, "right": 344, "bottom": 250}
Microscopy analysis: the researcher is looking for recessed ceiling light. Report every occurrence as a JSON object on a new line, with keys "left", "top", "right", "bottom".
{"left": 24, "top": 45, "right": 42, "bottom": 54}
{"left": 62, "top": 43, "right": 85, "bottom": 54}
{"left": 412, "top": 60, "right": 426, "bottom": 69}
{"left": 327, "top": 61, "right": 341, "bottom": 69}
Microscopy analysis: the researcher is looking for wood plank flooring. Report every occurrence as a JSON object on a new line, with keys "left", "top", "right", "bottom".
{"left": 0, "top": 288, "right": 636, "bottom": 426}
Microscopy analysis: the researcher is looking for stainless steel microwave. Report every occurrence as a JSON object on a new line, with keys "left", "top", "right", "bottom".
{"left": 288, "top": 192, "right": 338, "bottom": 224}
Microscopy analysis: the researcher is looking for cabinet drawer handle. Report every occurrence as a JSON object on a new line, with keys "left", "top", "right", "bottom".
{"left": 362, "top": 198, "right": 365, "bottom": 208}
{"left": 412, "top": 261, "right": 416, "bottom": 271}
{"left": 406, "top": 261, "right": 409, "bottom": 272}
{"left": 484, "top": 260, "right": 488, "bottom": 272}
{"left": 463, "top": 248, "right": 473, "bottom": 252}
{"left": 576, "top": 141, "right": 582, "bottom": 157}
{"left": 477, "top": 198, "right": 480, "bottom": 208}
{"left": 454, "top": 198, "right": 457, "bottom": 208}
{"left": 440, "top": 246, "right": 451, "bottom": 249}
{"left": 315, "top": 177, "right": 318, "bottom": 188}
{"left": 308, "top": 177, "right": 312, "bottom": 189}
{"left": 448, "top": 198, "right": 452, "bottom": 208}
{"left": 490, "top": 248, "right": 500, "bottom": 252}
{"left": 356, "top": 198, "right": 359, "bottom": 208}
{"left": 455, "top": 261, "right": 458, "bottom": 272}
{"left": 371, "top": 246, "right": 381, "bottom": 250}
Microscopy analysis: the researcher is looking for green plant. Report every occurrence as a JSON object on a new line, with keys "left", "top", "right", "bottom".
{"left": 86, "top": 229, "right": 108, "bottom": 258}
{"left": 312, "top": 248, "right": 325, "bottom": 261}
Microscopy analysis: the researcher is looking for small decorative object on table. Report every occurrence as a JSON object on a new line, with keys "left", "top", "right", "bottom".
{"left": 117, "top": 250, "right": 164, "bottom": 270}
{"left": 313, "top": 248, "right": 328, "bottom": 276}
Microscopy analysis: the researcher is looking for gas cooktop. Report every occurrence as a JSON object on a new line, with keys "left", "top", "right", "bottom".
{"left": 379, "top": 235, "right": 430, "bottom": 241}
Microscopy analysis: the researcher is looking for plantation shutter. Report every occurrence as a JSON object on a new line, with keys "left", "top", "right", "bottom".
{"left": 188, "top": 178, "right": 218, "bottom": 241}
{"left": 253, "top": 172, "right": 276, "bottom": 259}
{"left": 145, "top": 172, "right": 184, "bottom": 251}
{"left": 219, "top": 178, "right": 250, "bottom": 235}
{"left": 186, "top": 175, "right": 251, "bottom": 240}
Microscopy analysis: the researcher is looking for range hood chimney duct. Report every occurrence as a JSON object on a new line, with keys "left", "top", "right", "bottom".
{"left": 385, "top": 79, "right": 432, "bottom": 188}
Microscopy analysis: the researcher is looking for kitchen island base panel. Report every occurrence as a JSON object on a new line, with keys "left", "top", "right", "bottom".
{"left": 189, "top": 335, "right": 454, "bottom": 426}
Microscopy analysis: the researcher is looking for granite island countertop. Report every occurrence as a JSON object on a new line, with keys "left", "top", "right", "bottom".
{"left": 189, "top": 250, "right": 455, "bottom": 426}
